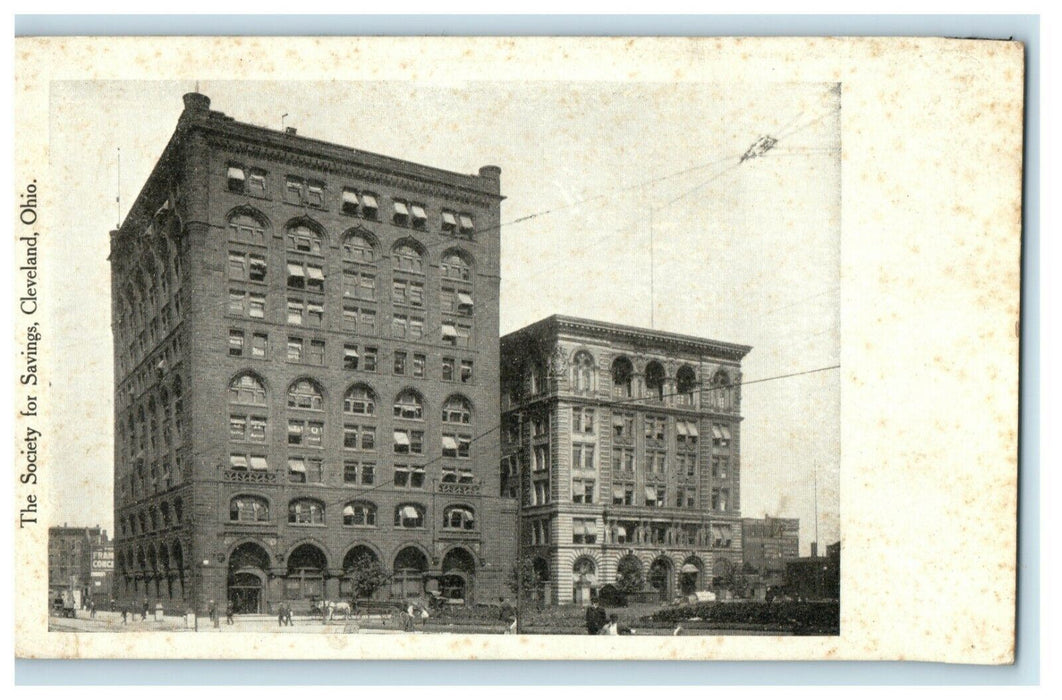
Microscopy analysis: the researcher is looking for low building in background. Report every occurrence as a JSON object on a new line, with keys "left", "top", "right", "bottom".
{"left": 741, "top": 516, "right": 800, "bottom": 588}
{"left": 48, "top": 525, "right": 114, "bottom": 608}
{"left": 785, "top": 540, "right": 840, "bottom": 601}
{"left": 500, "top": 315, "right": 752, "bottom": 605}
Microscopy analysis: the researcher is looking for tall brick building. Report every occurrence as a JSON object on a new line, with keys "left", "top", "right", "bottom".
{"left": 500, "top": 316, "right": 751, "bottom": 605}
{"left": 740, "top": 517, "right": 800, "bottom": 583}
{"left": 110, "top": 92, "right": 514, "bottom": 614}
{"left": 48, "top": 525, "right": 113, "bottom": 607}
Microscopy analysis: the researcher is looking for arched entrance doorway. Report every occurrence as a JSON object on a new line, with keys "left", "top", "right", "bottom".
{"left": 680, "top": 557, "right": 704, "bottom": 595}
{"left": 341, "top": 545, "right": 384, "bottom": 601}
{"left": 228, "top": 542, "right": 270, "bottom": 614}
{"left": 572, "top": 557, "right": 597, "bottom": 606}
{"left": 440, "top": 548, "right": 476, "bottom": 603}
{"left": 392, "top": 546, "right": 428, "bottom": 600}
{"left": 649, "top": 557, "right": 674, "bottom": 602}
{"left": 285, "top": 543, "right": 327, "bottom": 603}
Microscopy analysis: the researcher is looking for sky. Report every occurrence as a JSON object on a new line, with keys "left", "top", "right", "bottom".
{"left": 48, "top": 80, "right": 840, "bottom": 555}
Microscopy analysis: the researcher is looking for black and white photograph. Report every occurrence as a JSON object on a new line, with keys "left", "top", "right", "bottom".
{"left": 14, "top": 36, "right": 1021, "bottom": 663}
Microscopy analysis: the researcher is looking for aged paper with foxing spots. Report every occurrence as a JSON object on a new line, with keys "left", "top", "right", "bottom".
{"left": 14, "top": 36, "right": 1021, "bottom": 663}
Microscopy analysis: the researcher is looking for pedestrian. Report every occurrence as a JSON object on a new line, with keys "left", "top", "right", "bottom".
{"left": 141, "top": 599, "right": 148, "bottom": 621}
{"left": 402, "top": 603, "right": 415, "bottom": 632}
{"left": 88, "top": 599, "right": 96, "bottom": 619}
{"left": 121, "top": 606, "right": 128, "bottom": 625}
{"left": 585, "top": 601, "right": 607, "bottom": 635}
{"left": 208, "top": 599, "right": 219, "bottom": 628}
{"left": 110, "top": 598, "right": 116, "bottom": 613}
{"left": 505, "top": 615, "right": 518, "bottom": 635}
{"left": 226, "top": 599, "right": 234, "bottom": 625}
{"left": 285, "top": 602, "right": 293, "bottom": 627}
{"left": 600, "top": 614, "right": 620, "bottom": 636}
{"left": 277, "top": 602, "right": 285, "bottom": 627}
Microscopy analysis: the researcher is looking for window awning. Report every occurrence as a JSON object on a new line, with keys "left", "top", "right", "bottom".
{"left": 393, "top": 201, "right": 409, "bottom": 216}
{"left": 400, "top": 505, "right": 420, "bottom": 520}
{"left": 711, "top": 425, "right": 724, "bottom": 439}
{"left": 227, "top": 167, "right": 245, "bottom": 181}
{"left": 249, "top": 456, "right": 269, "bottom": 471}
{"left": 230, "top": 455, "right": 248, "bottom": 470}
{"left": 457, "top": 292, "right": 474, "bottom": 306}
{"left": 644, "top": 486, "right": 657, "bottom": 500}
{"left": 459, "top": 214, "right": 474, "bottom": 230}
{"left": 307, "top": 266, "right": 325, "bottom": 280}
{"left": 720, "top": 426, "right": 732, "bottom": 440}
{"left": 442, "top": 211, "right": 457, "bottom": 227}
{"left": 342, "top": 190, "right": 359, "bottom": 205}
{"left": 393, "top": 431, "right": 410, "bottom": 446}
{"left": 676, "top": 422, "right": 689, "bottom": 436}
{"left": 288, "top": 459, "right": 306, "bottom": 473}
{"left": 343, "top": 505, "right": 355, "bottom": 516}
{"left": 441, "top": 436, "right": 459, "bottom": 450}
{"left": 360, "top": 194, "right": 378, "bottom": 209}
{"left": 410, "top": 205, "right": 427, "bottom": 220}
{"left": 287, "top": 262, "right": 304, "bottom": 276}
{"left": 441, "top": 324, "right": 457, "bottom": 338}
{"left": 615, "top": 525, "right": 628, "bottom": 538}
{"left": 687, "top": 423, "right": 699, "bottom": 437}
{"left": 680, "top": 563, "right": 700, "bottom": 574}
{"left": 612, "top": 486, "right": 626, "bottom": 498}
{"left": 344, "top": 348, "right": 359, "bottom": 358}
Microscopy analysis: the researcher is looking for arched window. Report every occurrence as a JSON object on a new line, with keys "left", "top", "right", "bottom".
{"left": 442, "top": 395, "right": 472, "bottom": 425}
{"left": 710, "top": 369, "right": 732, "bottom": 410}
{"left": 342, "top": 501, "right": 377, "bottom": 527}
{"left": 571, "top": 351, "right": 596, "bottom": 394}
{"left": 173, "top": 497, "right": 183, "bottom": 523}
{"left": 286, "top": 223, "right": 324, "bottom": 255}
{"left": 440, "top": 251, "right": 472, "bottom": 281}
{"left": 160, "top": 502, "right": 171, "bottom": 527}
{"left": 443, "top": 505, "right": 476, "bottom": 530}
{"left": 229, "top": 373, "right": 267, "bottom": 405}
{"left": 230, "top": 495, "right": 270, "bottom": 522}
{"left": 342, "top": 231, "right": 376, "bottom": 264}
{"left": 392, "top": 243, "right": 424, "bottom": 274}
{"left": 676, "top": 365, "right": 698, "bottom": 406}
{"left": 228, "top": 211, "right": 267, "bottom": 246}
{"left": 645, "top": 361, "right": 666, "bottom": 401}
{"left": 288, "top": 498, "right": 325, "bottom": 525}
{"left": 288, "top": 379, "right": 324, "bottom": 411}
{"left": 394, "top": 503, "right": 425, "bottom": 528}
{"left": 393, "top": 389, "right": 424, "bottom": 420}
{"left": 612, "top": 357, "right": 634, "bottom": 398}
{"left": 343, "top": 384, "right": 376, "bottom": 415}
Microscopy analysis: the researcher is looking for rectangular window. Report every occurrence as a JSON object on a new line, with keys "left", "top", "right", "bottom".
{"left": 308, "top": 339, "right": 326, "bottom": 365}
{"left": 393, "top": 429, "right": 425, "bottom": 455}
{"left": 393, "top": 351, "right": 407, "bottom": 375}
{"left": 307, "top": 301, "right": 324, "bottom": 327}
{"left": 249, "top": 416, "right": 267, "bottom": 442}
{"left": 613, "top": 413, "right": 635, "bottom": 442}
{"left": 572, "top": 407, "right": 595, "bottom": 434}
{"left": 442, "top": 433, "right": 472, "bottom": 459}
{"left": 712, "top": 455, "right": 729, "bottom": 479}
{"left": 287, "top": 337, "right": 303, "bottom": 362}
{"left": 612, "top": 447, "right": 635, "bottom": 474}
{"left": 287, "top": 299, "right": 304, "bottom": 325}
{"left": 285, "top": 176, "right": 303, "bottom": 204}
{"left": 645, "top": 415, "right": 667, "bottom": 443}
{"left": 343, "top": 461, "right": 376, "bottom": 486}
{"left": 363, "top": 347, "right": 378, "bottom": 372}
{"left": 249, "top": 255, "right": 266, "bottom": 282}
{"left": 248, "top": 293, "right": 265, "bottom": 319}
{"left": 344, "top": 424, "right": 376, "bottom": 451}
{"left": 229, "top": 415, "right": 246, "bottom": 441}
{"left": 412, "top": 353, "right": 426, "bottom": 378}
{"left": 533, "top": 445, "right": 550, "bottom": 473}
{"left": 227, "top": 165, "right": 246, "bottom": 192}
{"left": 573, "top": 518, "right": 597, "bottom": 544}
{"left": 229, "top": 330, "right": 244, "bottom": 356}
{"left": 572, "top": 478, "right": 596, "bottom": 504}
{"left": 229, "top": 252, "right": 246, "bottom": 280}
{"left": 460, "top": 360, "right": 473, "bottom": 383}
{"left": 711, "top": 488, "right": 730, "bottom": 511}
{"left": 712, "top": 424, "right": 733, "bottom": 448}
{"left": 677, "top": 419, "right": 700, "bottom": 446}
{"left": 247, "top": 169, "right": 267, "bottom": 196}
{"left": 442, "top": 357, "right": 455, "bottom": 381}
{"left": 343, "top": 344, "right": 359, "bottom": 370}
{"left": 341, "top": 188, "right": 359, "bottom": 215}
{"left": 306, "top": 180, "right": 324, "bottom": 207}
{"left": 571, "top": 444, "right": 595, "bottom": 471}
{"left": 394, "top": 464, "right": 426, "bottom": 489}
{"left": 251, "top": 333, "right": 268, "bottom": 358}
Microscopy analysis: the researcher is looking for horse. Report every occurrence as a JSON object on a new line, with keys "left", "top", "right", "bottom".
{"left": 321, "top": 600, "right": 353, "bottom": 622}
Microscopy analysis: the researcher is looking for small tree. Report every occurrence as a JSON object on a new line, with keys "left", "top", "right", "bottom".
{"left": 345, "top": 554, "right": 391, "bottom": 601}
{"left": 615, "top": 557, "right": 644, "bottom": 593}
{"left": 508, "top": 556, "right": 539, "bottom": 598}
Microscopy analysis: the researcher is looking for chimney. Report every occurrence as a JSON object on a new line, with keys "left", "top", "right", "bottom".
{"left": 182, "top": 92, "right": 211, "bottom": 113}
{"left": 285, "top": 126, "right": 298, "bottom": 135}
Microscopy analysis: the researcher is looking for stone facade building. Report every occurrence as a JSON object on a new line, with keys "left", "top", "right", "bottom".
{"left": 500, "top": 316, "right": 751, "bottom": 605}
{"left": 110, "top": 92, "right": 514, "bottom": 614}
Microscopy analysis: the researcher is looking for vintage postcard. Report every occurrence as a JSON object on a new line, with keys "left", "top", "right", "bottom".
{"left": 12, "top": 36, "right": 1021, "bottom": 662}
